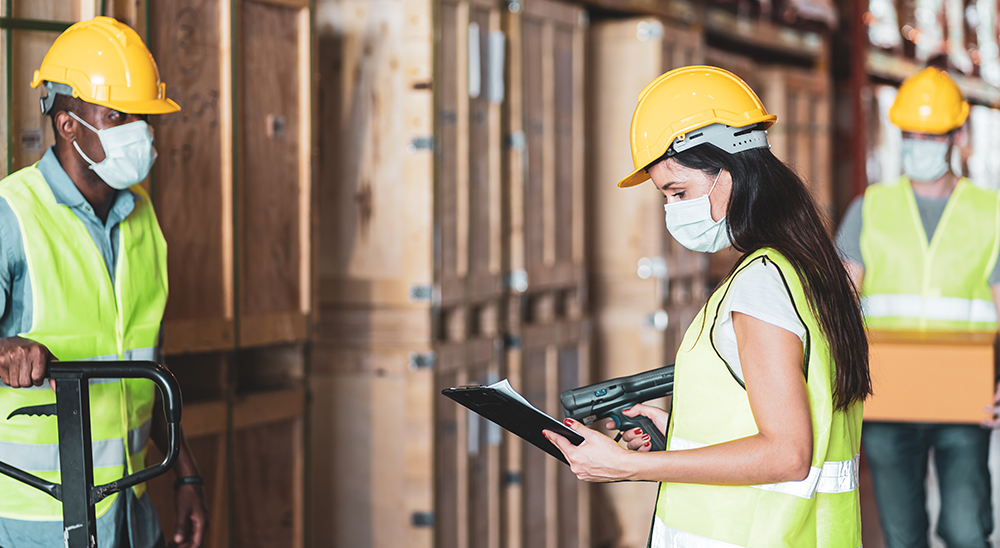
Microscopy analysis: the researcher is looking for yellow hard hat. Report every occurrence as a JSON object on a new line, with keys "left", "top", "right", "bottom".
{"left": 889, "top": 67, "right": 968, "bottom": 134}
{"left": 618, "top": 65, "right": 776, "bottom": 188}
{"left": 31, "top": 16, "right": 179, "bottom": 114}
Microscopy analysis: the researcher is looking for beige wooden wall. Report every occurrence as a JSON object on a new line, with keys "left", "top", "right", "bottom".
{"left": 313, "top": 0, "right": 591, "bottom": 546}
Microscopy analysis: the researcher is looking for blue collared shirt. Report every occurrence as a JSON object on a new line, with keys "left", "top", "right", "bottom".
{"left": 0, "top": 147, "right": 162, "bottom": 548}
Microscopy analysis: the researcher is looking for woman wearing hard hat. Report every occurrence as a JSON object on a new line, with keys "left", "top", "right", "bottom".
{"left": 545, "top": 66, "right": 871, "bottom": 547}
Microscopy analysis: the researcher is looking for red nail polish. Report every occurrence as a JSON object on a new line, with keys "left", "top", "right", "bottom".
{"left": 644, "top": 442, "right": 651, "bottom": 447}
{"left": 564, "top": 418, "right": 573, "bottom": 426}
{"left": 634, "top": 428, "right": 643, "bottom": 435}
{"left": 642, "top": 434, "right": 650, "bottom": 441}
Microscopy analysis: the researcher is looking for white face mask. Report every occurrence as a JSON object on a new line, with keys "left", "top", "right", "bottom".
{"left": 901, "top": 138, "right": 949, "bottom": 183}
{"left": 69, "top": 111, "right": 158, "bottom": 190}
{"left": 663, "top": 170, "right": 731, "bottom": 253}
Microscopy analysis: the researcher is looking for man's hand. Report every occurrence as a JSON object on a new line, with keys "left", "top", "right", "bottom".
{"left": 982, "top": 380, "right": 1000, "bottom": 429}
{"left": 0, "top": 336, "right": 54, "bottom": 388}
{"left": 171, "top": 483, "right": 208, "bottom": 548}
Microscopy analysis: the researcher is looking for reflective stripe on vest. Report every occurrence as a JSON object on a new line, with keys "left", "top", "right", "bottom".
{"left": 860, "top": 177, "right": 1000, "bottom": 332}
{"left": 650, "top": 517, "right": 863, "bottom": 548}
{"left": 0, "top": 418, "right": 149, "bottom": 472}
{"left": 0, "top": 165, "right": 167, "bottom": 521}
{"left": 669, "top": 436, "right": 859, "bottom": 498}
{"left": 861, "top": 294, "right": 998, "bottom": 324}
{"left": 651, "top": 517, "right": 744, "bottom": 548}
{"left": 653, "top": 249, "right": 863, "bottom": 548}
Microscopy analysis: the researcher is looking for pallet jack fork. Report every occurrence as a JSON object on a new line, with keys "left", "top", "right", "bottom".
{"left": 0, "top": 361, "right": 182, "bottom": 548}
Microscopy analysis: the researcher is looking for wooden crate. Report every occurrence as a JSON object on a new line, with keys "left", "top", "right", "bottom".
{"left": 437, "top": 0, "right": 505, "bottom": 312}
{"left": 502, "top": 2, "right": 592, "bottom": 547}
{"left": 315, "top": 0, "right": 434, "bottom": 310}
{"left": 312, "top": 0, "right": 436, "bottom": 544}
{"left": 310, "top": 342, "right": 434, "bottom": 547}
{"left": 148, "top": 0, "right": 236, "bottom": 354}
{"left": 231, "top": 387, "right": 306, "bottom": 548}
{"left": 587, "top": 16, "right": 705, "bottom": 548}
{"left": 507, "top": 0, "right": 586, "bottom": 296}
{"left": 237, "top": 0, "right": 313, "bottom": 348}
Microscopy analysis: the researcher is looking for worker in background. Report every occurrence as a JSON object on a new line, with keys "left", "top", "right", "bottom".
{"left": 836, "top": 66, "right": 1000, "bottom": 548}
{"left": 546, "top": 66, "right": 871, "bottom": 547}
{"left": 0, "top": 17, "right": 206, "bottom": 548}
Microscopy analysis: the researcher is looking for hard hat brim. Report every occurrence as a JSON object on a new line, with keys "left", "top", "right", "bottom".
{"left": 89, "top": 97, "right": 182, "bottom": 115}
{"left": 617, "top": 166, "right": 651, "bottom": 188}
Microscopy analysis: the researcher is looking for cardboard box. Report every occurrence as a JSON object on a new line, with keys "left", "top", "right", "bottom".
{"left": 864, "top": 330, "right": 997, "bottom": 424}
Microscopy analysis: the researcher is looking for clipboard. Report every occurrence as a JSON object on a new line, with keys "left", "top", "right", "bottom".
{"left": 442, "top": 380, "right": 584, "bottom": 464}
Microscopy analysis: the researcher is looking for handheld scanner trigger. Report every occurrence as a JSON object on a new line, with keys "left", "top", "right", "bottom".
{"left": 618, "top": 414, "right": 666, "bottom": 452}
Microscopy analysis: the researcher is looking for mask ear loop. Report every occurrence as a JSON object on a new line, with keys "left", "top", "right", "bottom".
{"left": 706, "top": 170, "right": 722, "bottom": 198}
{"left": 67, "top": 111, "right": 101, "bottom": 167}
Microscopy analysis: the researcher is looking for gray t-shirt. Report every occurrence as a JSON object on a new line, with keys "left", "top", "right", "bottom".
{"left": 836, "top": 193, "right": 1000, "bottom": 285}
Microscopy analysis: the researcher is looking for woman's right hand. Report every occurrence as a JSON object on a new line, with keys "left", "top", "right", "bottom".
{"left": 608, "top": 404, "right": 669, "bottom": 452}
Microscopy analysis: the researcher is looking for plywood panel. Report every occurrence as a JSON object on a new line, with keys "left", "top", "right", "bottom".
{"left": 232, "top": 418, "right": 303, "bottom": 548}
{"left": 436, "top": 368, "right": 462, "bottom": 548}
{"left": 10, "top": 1, "right": 76, "bottom": 20}
{"left": 438, "top": 0, "right": 462, "bottom": 298}
{"left": 513, "top": 0, "right": 585, "bottom": 294}
{"left": 436, "top": 0, "right": 502, "bottom": 309}
{"left": 316, "top": 0, "right": 433, "bottom": 308}
{"left": 468, "top": 5, "right": 493, "bottom": 278}
{"left": 240, "top": 1, "right": 304, "bottom": 320}
{"left": 521, "top": 347, "right": 549, "bottom": 548}
{"left": 310, "top": 346, "right": 434, "bottom": 548}
{"left": 10, "top": 30, "right": 60, "bottom": 173}
{"left": 522, "top": 17, "right": 546, "bottom": 275}
{"left": 149, "top": 0, "right": 233, "bottom": 353}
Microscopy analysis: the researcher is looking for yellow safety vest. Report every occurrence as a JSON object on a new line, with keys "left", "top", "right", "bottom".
{"left": 652, "top": 249, "right": 862, "bottom": 548}
{"left": 0, "top": 164, "right": 168, "bottom": 520}
{"left": 860, "top": 176, "right": 1000, "bottom": 332}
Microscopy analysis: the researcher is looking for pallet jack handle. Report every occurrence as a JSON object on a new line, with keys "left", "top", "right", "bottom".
{"left": 0, "top": 361, "right": 182, "bottom": 548}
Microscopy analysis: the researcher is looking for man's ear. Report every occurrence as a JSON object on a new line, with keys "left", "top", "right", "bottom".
{"left": 52, "top": 111, "right": 78, "bottom": 144}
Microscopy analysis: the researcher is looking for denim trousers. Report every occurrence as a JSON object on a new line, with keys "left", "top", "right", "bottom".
{"left": 863, "top": 422, "right": 993, "bottom": 548}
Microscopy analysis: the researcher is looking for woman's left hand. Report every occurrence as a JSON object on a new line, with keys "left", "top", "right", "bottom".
{"left": 544, "top": 418, "right": 638, "bottom": 482}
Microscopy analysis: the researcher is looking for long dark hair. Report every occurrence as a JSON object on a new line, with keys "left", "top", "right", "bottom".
{"left": 670, "top": 144, "right": 871, "bottom": 410}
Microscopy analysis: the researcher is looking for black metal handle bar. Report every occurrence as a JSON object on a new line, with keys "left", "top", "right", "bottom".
{"left": 0, "top": 360, "right": 182, "bottom": 504}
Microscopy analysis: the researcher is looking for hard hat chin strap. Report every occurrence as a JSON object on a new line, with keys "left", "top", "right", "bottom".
{"left": 669, "top": 122, "right": 770, "bottom": 157}
{"left": 39, "top": 81, "right": 75, "bottom": 115}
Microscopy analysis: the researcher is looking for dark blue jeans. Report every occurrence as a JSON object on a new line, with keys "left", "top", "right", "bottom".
{"left": 863, "top": 422, "right": 993, "bottom": 548}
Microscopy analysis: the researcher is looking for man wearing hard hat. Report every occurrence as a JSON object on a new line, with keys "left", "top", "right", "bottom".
{"left": 0, "top": 17, "right": 206, "bottom": 548}
{"left": 837, "top": 67, "right": 1000, "bottom": 548}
